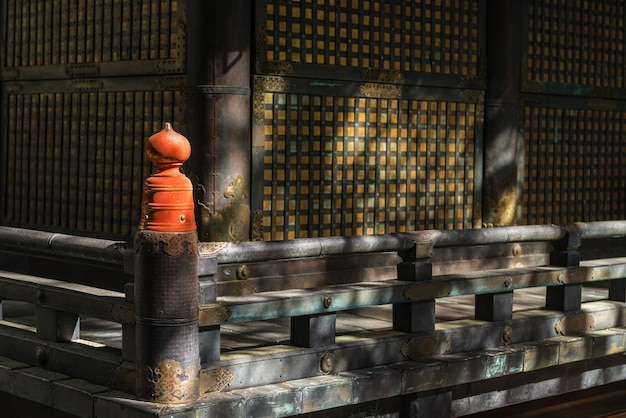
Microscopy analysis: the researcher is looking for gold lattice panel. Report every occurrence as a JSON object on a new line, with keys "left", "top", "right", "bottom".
{"left": 2, "top": 90, "right": 182, "bottom": 237}
{"left": 522, "top": 102, "right": 626, "bottom": 225}
{"left": 526, "top": 0, "right": 625, "bottom": 91}
{"left": 259, "top": 0, "right": 481, "bottom": 77}
{"left": 1, "top": 0, "right": 185, "bottom": 239}
{"left": 258, "top": 86, "right": 479, "bottom": 241}
{"left": 1, "top": 0, "right": 182, "bottom": 67}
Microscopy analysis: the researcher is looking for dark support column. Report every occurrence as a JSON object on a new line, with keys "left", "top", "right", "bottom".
{"left": 475, "top": 291, "right": 513, "bottom": 322}
{"left": 609, "top": 279, "right": 626, "bottom": 302}
{"left": 291, "top": 313, "right": 337, "bottom": 348}
{"left": 394, "top": 238, "right": 437, "bottom": 333}
{"left": 186, "top": 0, "right": 252, "bottom": 242}
{"left": 483, "top": 1, "right": 523, "bottom": 226}
{"left": 546, "top": 285, "right": 582, "bottom": 312}
{"left": 36, "top": 307, "right": 79, "bottom": 342}
{"left": 546, "top": 227, "right": 582, "bottom": 312}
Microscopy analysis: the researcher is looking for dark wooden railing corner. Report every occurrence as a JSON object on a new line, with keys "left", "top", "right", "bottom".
{"left": 3, "top": 211, "right": 626, "bottom": 416}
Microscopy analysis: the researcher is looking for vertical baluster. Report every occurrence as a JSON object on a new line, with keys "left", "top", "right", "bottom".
{"left": 393, "top": 232, "right": 438, "bottom": 333}
{"left": 35, "top": 303, "right": 80, "bottom": 342}
{"left": 546, "top": 225, "right": 582, "bottom": 312}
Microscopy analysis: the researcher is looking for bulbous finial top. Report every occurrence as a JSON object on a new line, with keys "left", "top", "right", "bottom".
{"left": 145, "top": 122, "right": 191, "bottom": 166}
{"left": 139, "top": 122, "right": 196, "bottom": 232}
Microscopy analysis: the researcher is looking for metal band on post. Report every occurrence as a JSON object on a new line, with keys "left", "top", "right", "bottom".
{"left": 134, "top": 123, "right": 200, "bottom": 403}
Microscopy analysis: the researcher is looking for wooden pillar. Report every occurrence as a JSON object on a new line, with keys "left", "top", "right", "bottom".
{"left": 186, "top": 0, "right": 252, "bottom": 242}
{"left": 291, "top": 312, "right": 337, "bottom": 348}
{"left": 393, "top": 236, "right": 437, "bottom": 333}
{"left": 609, "top": 279, "right": 626, "bottom": 302}
{"left": 546, "top": 226, "right": 582, "bottom": 312}
{"left": 475, "top": 291, "right": 513, "bottom": 322}
{"left": 134, "top": 124, "right": 200, "bottom": 403}
{"left": 36, "top": 306, "right": 80, "bottom": 342}
{"left": 483, "top": 1, "right": 523, "bottom": 226}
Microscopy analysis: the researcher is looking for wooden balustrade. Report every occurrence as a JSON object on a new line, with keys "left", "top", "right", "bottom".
{"left": 0, "top": 221, "right": 626, "bottom": 415}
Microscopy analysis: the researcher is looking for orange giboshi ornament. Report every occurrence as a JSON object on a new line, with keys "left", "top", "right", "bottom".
{"left": 139, "top": 122, "right": 196, "bottom": 232}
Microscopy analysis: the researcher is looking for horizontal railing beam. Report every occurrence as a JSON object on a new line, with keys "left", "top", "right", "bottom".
{"left": 0, "top": 226, "right": 129, "bottom": 265}
{"left": 0, "top": 269, "right": 133, "bottom": 324}
{"left": 198, "top": 258, "right": 626, "bottom": 326}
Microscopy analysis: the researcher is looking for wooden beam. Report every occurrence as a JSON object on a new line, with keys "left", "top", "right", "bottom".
{"left": 0, "top": 270, "right": 133, "bottom": 324}
{"left": 198, "top": 259, "right": 626, "bottom": 326}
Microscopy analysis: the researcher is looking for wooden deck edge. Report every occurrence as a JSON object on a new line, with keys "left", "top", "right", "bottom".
{"left": 1, "top": 326, "right": 625, "bottom": 417}
{"left": 208, "top": 300, "right": 626, "bottom": 392}
{"left": 0, "top": 300, "right": 624, "bottom": 399}
{"left": 93, "top": 333, "right": 626, "bottom": 417}
{"left": 450, "top": 351, "right": 626, "bottom": 416}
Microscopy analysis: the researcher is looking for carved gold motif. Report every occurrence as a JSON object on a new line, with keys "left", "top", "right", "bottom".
{"left": 258, "top": 60, "right": 293, "bottom": 75}
{"left": 199, "top": 241, "right": 231, "bottom": 255}
{"left": 555, "top": 313, "right": 594, "bottom": 336}
{"left": 401, "top": 334, "right": 451, "bottom": 360}
{"left": 135, "top": 231, "right": 198, "bottom": 257}
{"left": 140, "top": 359, "right": 199, "bottom": 403}
{"left": 359, "top": 82, "right": 401, "bottom": 98}
{"left": 233, "top": 281, "right": 258, "bottom": 296}
{"left": 201, "top": 367, "right": 235, "bottom": 393}
{"left": 255, "top": 24, "right": 292, "bottom": 75}
{"left": 200, "top": 174, "right": 251, "bottom": 242}
{"left": 254, "top": 76, "right": 291, "bottom": 124}
{"left": 361, "top": 68, "right": 404, "bottom": 83}
{"left": 253, "top": 81, "right": 266, "bottom": 125}
{"left": 251, "top": 210, "right": 264, "bottom": 241}
{"left": 501, "top": 324, "right": 513, "bottom": 345}
{"left": 261, "top": 76, "right": 291, "bottom": 92}
{"left": 198, "top": 305, "right": 231, "bottom": 326}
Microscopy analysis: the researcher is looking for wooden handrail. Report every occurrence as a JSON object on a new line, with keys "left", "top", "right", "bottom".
{"left": 0, "top": 226, "right": 129, "bottom": 265}
{"left": 1, "top": 221, "right": 626, "bottom": 405}
{"left": 202, "top": 222, "right": 626, "bottom": 264}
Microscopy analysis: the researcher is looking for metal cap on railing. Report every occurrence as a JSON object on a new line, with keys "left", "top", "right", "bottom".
{"left": 139, "top": 122, "right": 196, "bottom": 232}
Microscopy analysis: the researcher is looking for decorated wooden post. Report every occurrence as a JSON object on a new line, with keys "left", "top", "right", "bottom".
{"left": 134, "top": 123, "right": 200, "bottom": 403}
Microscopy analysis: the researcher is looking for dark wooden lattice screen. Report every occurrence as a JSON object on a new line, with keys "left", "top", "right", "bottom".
{"left": 254, "top": 0, "right": 485, "bottom": 241}
{"left": 0, "top": 0, "right": 186, "bottom": 238}
{"left": 522, "top": 98, "right": 626, "bottom": 224}
{"left": 521, "top": 0, "right": 626, "bottom": 224}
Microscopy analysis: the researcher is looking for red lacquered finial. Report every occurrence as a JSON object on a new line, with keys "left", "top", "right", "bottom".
{"left": 139, "top": 123, "right": 196, "bottom": 232}
{"left": 145, "top": 122, "right": 191, "bottom": 168}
